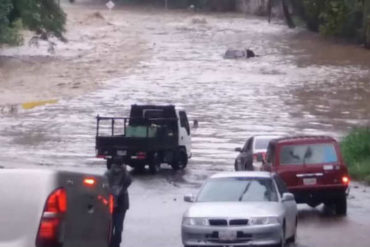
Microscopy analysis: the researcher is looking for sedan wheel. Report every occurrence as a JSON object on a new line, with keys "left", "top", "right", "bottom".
{"left": 279, "top": 224, "right": 286, "bottom": 247}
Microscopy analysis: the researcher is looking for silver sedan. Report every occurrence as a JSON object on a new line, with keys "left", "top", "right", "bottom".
{"left": 181, "top": 172, "right": 297, "bottom": 247}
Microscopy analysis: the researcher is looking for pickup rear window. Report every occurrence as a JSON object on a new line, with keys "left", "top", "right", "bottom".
{"left": 279, "top": 143, "right": 338, "bottom": 165}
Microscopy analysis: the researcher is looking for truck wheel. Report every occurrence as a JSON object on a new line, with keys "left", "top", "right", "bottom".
{"left": 106, "top": 159, "right": 112, "bottom": 170}
{"left": 335, "top": 195, "right": 347, "bottom": 216}
{"left": 133, "top": 163, "right": 145, "bottom": 174}
{"left": 149, "top": 153, "right": 161, "bottom": 174}
{"left": 171, "top": 150, "right": 188, "bottom": 170}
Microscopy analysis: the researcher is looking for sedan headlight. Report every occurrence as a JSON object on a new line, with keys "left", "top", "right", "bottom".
{"left": 182, "top": 217, "right": 209, "bottom": 226}
{"left": 249, "top": 217, "right": 279, "bottom": 225}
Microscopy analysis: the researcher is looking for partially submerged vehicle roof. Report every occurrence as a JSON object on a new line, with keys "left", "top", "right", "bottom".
{"left": 210, "top": 171, "right": 272, "bottom": 179}
{"left": 270, "top": 136, "right": 337, "bottom": 145}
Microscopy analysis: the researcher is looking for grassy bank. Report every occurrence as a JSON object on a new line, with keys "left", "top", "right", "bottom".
{"left": 341, "top": 128, "right": 370, "bottom": 184}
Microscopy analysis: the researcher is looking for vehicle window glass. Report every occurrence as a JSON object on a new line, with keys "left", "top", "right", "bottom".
{"left": 179, "top": 111, "right": 190, "bottom": 135}
{"left": 254, "top": 138, "right": 273, "bottom": 150}
{"left": 279, "top": 143, "right": 338, "bottom": 165}
{"left": 197, "top": 177, "right": 278, "bottom": 202}
{"left": 266, "top": 143, "right": 275, "bottom": 164}
{"left": 274, "top": 176, "right": 288, "bottom": 196}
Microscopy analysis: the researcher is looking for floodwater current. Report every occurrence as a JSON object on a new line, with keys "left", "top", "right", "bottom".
{"left": 1, "top": 10, "right": 369, "bottom": 174}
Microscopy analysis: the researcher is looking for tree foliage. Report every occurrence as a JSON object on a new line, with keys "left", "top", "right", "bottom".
{"left": 0, "top": 0, "right": 21, "bottom": 44}
{"left": 293, "top": 0, "right": 364, "bottom": 38}
{"left": 0, "top": 0, "right": 66, "bottom": 45}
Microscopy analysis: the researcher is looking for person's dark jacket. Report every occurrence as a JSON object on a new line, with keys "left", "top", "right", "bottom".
{"left": 105, "top": 164, "right": 132, "bottom": 210}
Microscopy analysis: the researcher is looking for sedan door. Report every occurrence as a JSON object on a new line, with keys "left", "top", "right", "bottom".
{"left": 238, "top": 137, "right": 254, "bottom": 170}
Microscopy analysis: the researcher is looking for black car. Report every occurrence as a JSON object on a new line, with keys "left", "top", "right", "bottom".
{"left": 234, "top": 135, "right": 281, "bottom": 171}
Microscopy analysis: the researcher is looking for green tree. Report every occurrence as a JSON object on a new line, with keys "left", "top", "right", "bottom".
{"left": 12, "top": 0, "right": 66, "bottom": 39}
{"left": 0, "top": 0, "right": 66, "bottom": 45}
{"left": 0, "top": 0, "right": 21, "bottom": 44}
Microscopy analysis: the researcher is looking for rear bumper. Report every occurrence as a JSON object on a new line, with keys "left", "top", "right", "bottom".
{"left": 289, "top": 186, "right": 347, "bottom": 204}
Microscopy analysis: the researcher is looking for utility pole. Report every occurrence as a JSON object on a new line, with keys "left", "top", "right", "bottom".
{"left": 281, "top": 0, "right": 295, "bottom": 28}
{"left": 165, "top": 0, "right": 168, "bottom": 9}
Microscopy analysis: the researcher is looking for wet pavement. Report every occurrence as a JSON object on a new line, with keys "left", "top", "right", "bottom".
{"left": 1, "top": 7, "right": 370, "bottom": 247}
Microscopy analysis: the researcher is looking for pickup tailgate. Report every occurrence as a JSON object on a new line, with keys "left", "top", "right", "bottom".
{"left": 96, "top": 135, "right": 177, "bottom": 156}
{"left": 0, "top": 169, "right": 58, "bottom": 247}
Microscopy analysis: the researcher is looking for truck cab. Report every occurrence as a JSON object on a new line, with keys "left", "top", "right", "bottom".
{"left": 96, "top": 105, "right": 192, "bottom": 173}
{"left": 262, "top": 136, "right": 350, "bottom": 215}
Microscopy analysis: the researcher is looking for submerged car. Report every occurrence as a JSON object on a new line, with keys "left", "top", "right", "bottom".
{"left": 235, "top": 135, "right": 281, "bottom": 171}
{"left": 262, "top": 136, "right": 350, "bottom": 215}
{"left": 182, "top": 172, "right": 298, "bottom": 247}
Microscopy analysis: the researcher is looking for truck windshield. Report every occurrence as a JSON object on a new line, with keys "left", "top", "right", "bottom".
{"left": 279, "top": 143, "right": 338, "bottom": 165}
{"left": 197, "top": 177, "right": 278, "bottom": 202}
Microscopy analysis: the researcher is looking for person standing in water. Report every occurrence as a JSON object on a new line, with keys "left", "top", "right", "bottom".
{"left": 106, "top": 157, "right": 132, "bottom": 247}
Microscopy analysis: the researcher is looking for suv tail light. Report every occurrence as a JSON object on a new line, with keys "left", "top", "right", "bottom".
{"left": 342, "top": 176, "right": 350, "bottom": 185}
{"left": 36, "top": 188, "right": 67, "bottom": 247}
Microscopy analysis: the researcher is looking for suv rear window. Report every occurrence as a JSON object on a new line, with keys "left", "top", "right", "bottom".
{"left": 279, "top": 143, "right": 338, "bottom": 165}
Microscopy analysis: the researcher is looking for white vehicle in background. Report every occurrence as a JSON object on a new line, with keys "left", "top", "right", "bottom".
{"left": 235, "top": 135, "right": 281, "bottom": 171}
{"left": 182, "top": 172, "right": 298, "bottom": 247}
{"left": 0, "top": 168, "right": 112, "bottom": 247}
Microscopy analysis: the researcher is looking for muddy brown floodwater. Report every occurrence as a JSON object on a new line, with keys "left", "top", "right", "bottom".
{"left": 0, "top": 3, "right": 370, "bottom": 247}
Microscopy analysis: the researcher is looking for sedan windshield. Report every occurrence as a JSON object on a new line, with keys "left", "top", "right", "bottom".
{"left": 197, "top": 177, "right": 278, "bottom": 202}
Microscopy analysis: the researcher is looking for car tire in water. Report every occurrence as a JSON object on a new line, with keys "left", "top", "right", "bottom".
{"left": 171, "top": 150, "right": 188, "bottom": 170}
{"left": 276, "top": 222, "right": 286, "bottom": 247}
{"left": 106, "top": 159, "right": 112, "bottom": 170}
{"left": 288, "top": 217, "right": 297, "bottom": 243}
{"left": 149, "top": 152, "right": 161, "bottom": 174}
{"left": 234, "top": 161, "right": 241, "bottom": 171}
{"left": 336, "top": 195, "right": 347, "bottom": 216}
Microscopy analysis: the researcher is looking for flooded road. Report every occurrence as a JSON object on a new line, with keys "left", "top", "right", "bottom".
{"left": 1, "top": 6, "right": 370, "bottom": 247}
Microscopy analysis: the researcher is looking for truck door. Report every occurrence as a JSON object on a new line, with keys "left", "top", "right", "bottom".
{"left": 178, "top": 111, "right": 191, "bottom": 157}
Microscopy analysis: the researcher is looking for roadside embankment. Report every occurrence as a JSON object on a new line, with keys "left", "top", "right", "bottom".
{"left": 341, "top": 128, "right": 370, "bottom": 184}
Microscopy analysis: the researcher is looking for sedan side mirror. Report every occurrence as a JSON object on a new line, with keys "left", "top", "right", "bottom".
{"left": 184, "top": 194, "right": 195, "bottom": 203}
{"left": 234, "top": 147, "right": 242, "bottom": 152}
{"left": 282, "top": 192, "right": 295, "bottom": 202}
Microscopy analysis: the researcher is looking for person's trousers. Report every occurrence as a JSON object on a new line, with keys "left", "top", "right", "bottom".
{"left": 111, "top": 208, "right": 127, "bottom": 247}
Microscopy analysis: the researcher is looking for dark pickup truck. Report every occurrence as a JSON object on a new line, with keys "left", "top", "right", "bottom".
{"left": 96, "top": 105, "right": 192, "bottom": 173}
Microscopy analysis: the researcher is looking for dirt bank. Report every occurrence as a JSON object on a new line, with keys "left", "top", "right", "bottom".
{"left": 0, "top": 3, "right": 149, "bottom": 106}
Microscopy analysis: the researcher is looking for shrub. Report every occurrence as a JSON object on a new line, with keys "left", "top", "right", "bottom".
{"left": 341, "top": 127, "right": 370, "bottom": 182}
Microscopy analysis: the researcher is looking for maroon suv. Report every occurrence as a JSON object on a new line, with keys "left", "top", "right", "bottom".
{"left": 262, "top": 136, "right": 350, "bottom": 215}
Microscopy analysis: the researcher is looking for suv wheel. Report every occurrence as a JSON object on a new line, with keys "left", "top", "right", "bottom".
{"left": 336, "top": 194, "right": 347, "bottom": 216}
